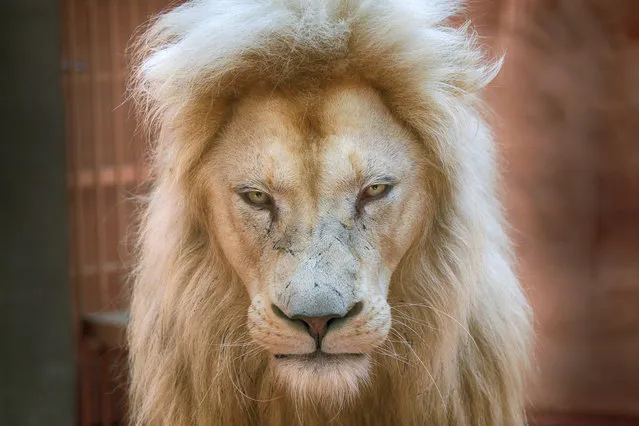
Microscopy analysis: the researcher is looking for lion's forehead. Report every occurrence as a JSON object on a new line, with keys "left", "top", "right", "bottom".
{"left": 216, "top": 81, "right": 420, "bottom": 205}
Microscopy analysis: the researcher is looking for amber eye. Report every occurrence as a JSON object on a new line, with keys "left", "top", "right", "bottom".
{"left": 363, "top": 184, "right": 389, "bottom": 199}
{"left": 243, "top": 190, "right": 272, "bottom": 206}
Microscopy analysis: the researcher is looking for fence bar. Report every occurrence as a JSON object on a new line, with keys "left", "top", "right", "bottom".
{"left": 109, "top": 0, "right": 128, "bottom": 275}
{"left": 89, "top": 0, "right": 109, "bottom": 308}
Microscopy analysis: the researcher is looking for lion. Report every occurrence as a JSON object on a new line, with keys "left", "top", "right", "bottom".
{"left": 127, "top": 0, "right": 532, "bottom": 425}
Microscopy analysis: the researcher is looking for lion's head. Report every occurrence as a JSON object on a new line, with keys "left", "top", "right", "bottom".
{"left": 128, "top": 1, "right": 532, "bottom": 425}
{"left": 208, "top": 82, "right": 430, "bottom": 398}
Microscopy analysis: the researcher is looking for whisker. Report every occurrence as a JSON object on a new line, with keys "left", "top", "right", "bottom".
{"left": 391, "top": 310, "right": 443, "bottom": 332}
{"left": 374, "top": 347, "right": 411, "bottom": 366}
{"left": 391, "top": 303, "right": 479, "bottom": 350}
{"left": 389, "top": 317, "right": 430, "bottom": 340}
{"left": 389, "top": 328, "right": 447, "bottom": 410}
{"left": 226, "top": 353, "right": 281, "bottom": 403}
{"left": 231, "top": 346, "right": 263, "bottom": 363}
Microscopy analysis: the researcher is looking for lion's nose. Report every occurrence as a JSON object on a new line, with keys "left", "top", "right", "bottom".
{"left": 296, "top": 316, "right": 334, "bottom": 341}
{"left": 272, "top": 302, "right": 364, "bottom": 345}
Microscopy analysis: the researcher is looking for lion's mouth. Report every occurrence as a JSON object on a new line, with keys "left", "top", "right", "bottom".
{"left": 274, "top": 352, "right": 366, "bottom": 362}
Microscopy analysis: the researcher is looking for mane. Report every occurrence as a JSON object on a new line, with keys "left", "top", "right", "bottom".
{"left": 128, "top": 0, "right": 532, "bottom": 425}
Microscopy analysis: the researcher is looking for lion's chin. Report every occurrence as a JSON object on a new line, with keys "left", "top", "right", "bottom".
{"left": 272, "top": 352, "right": 371, "bottom": 404}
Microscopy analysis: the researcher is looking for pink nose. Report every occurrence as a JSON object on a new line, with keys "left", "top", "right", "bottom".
{"left": 297, "top": 316, "right": 333, "bottom": 341}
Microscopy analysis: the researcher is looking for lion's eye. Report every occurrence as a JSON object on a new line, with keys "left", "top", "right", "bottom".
{"left": 362, "top": 184, "right": 389, "bottom": 199}
{"left": 243, "top": 190, "right": 272, "bottom": 206}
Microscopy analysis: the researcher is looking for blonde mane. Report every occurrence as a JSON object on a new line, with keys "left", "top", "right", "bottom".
{"left": 128, "top": 0, "right": 532, "bottom": 424}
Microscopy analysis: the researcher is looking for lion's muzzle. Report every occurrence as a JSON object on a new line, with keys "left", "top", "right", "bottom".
{"left": 248, "top": 218, "right": 391, "bottom": 359}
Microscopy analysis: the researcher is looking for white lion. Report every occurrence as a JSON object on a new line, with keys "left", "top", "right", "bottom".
{"left": 128, "top": 0, "right": 532, "bottom": 424}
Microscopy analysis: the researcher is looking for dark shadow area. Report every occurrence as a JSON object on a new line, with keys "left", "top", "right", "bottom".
{"left": 0, "top": 1, "right": 74, "bottom": 425}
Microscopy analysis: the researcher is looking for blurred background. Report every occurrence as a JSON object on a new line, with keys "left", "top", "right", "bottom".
{"left": 1, "top": 0, "right": 638, "bottom": 425}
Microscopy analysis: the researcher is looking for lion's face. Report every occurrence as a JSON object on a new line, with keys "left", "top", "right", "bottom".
{"left": 204, "top": 82, "right": 431, "bottom": 399}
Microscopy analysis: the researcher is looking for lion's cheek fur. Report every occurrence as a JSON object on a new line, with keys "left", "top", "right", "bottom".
{"left": 320, "top": 295, "right": 392, "bottom": 354}
{"left": 247, "top": 294, "right": 316, "bottom": 355}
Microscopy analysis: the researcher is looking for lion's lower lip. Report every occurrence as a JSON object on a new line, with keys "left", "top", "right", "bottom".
{"left": 274, "top": 352, "right": 365, "bottom": 361}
